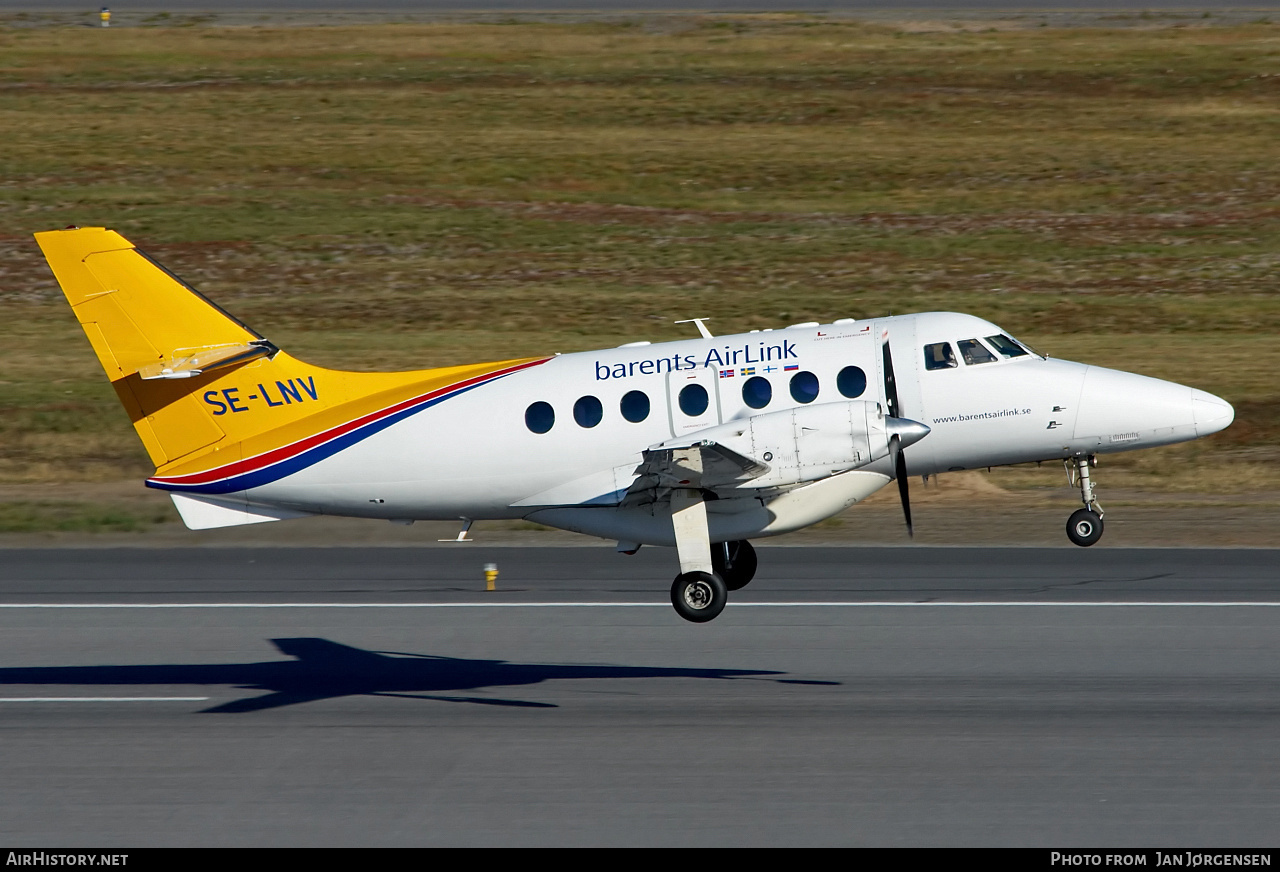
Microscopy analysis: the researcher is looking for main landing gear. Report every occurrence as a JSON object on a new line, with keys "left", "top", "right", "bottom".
{"left": 671, "top": 571, "right": 727, "bottom": 623}
{"left": 667, "top": 488, "right": 759, "bottom": 623}
{"left": 1065, "top": 455, "right": 1104, "bottom": 547}
{"left": 669, "top": 540, "right": 757, "bottom": 622}
{"left": 713, "top": 539, "right": 758, "bottom": 591}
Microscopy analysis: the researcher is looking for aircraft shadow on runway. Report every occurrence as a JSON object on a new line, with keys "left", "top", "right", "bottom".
{"left": 0, "top": 637, "right": 829, "bottom": 713}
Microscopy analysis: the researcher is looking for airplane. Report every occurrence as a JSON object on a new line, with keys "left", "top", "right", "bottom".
{"left": 35, "top": 227, "right": 1235, "bottom": 623}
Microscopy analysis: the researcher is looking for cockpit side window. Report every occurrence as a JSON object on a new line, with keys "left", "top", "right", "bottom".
{"left": 958, "top": 338, "right": 997, "bottom": 366}
{"left": 923, "top": 342, "right": 957, "bottom": 371}
{"left": 985, "top": 333, "right": 1030, "bottom": 359}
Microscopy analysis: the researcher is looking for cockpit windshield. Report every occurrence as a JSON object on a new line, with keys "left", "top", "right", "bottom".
{"left": 925, "top": 333, "right": 1041, "bottom": 371}
{"left": 923, "top": 342, "right": 958, "bottom": 371}
{"left": 985, "top": 333, "right": 1039, "bottom": 359}
{"left": 958, "top": 339, "right": 997, "bottom": 365}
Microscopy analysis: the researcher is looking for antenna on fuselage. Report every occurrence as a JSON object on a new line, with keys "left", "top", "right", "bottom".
{"left": 674, "top": 318, "right": 713, "bottom": 339}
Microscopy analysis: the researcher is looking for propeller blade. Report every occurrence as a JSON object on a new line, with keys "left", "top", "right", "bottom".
{"left": 891, "top": 436, "right": 913, "bottom": 538}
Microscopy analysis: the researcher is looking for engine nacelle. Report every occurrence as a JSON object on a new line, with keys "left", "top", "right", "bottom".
{"left": 665, "top": 400, "right": 892, "bottom": 489}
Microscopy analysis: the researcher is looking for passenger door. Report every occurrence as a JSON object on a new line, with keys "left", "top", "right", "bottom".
{"left": 666, "top": 366, "right": 721, "bottom": 437}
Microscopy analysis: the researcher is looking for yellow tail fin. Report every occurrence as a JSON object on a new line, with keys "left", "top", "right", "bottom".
{"left": 36, "top": 227, "right": 546, "bottom": 481}
{"left": 36, "top": 227, "right": 274, "bottom": 466}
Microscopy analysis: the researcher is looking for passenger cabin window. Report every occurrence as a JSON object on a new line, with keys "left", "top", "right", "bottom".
{"left": 742, "top": 376, "right": 771, "bottom": 410}
{"left": 985, "top": 333, "right": 1030, "bottom": 359}
{"left": 678, "top": 384, "right": 709, "bottom": 417}
{"left": 958, "top": 339, "right": 997, "bottom": 366}
{"left": 525, "top": 401, "right": 554, "bottom": 434}
{"left": 836, "top": 365, "right": 866, "bottom": 399}
{"left": 924, "top": 342, "right": 958, "bottom": 371}
{"left": 789, "top": 371, "right": 819, "bottom": 404}
{"left": 573, "top": 395, "right": 603, "bottom": 428}
{"left": 620, "top": 390, "right": 650, "bottom": 423}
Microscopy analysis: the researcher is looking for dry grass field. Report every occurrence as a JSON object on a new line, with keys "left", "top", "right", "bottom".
{"left": 0, "top": 14, "right": 1276, "bottom": 537}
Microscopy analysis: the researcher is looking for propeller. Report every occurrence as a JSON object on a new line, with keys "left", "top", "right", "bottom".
{"left": 890, "top": 436, "right": 912, "bottom": 537}
{"left": 880, "top": 331, "right": 929, "bottom": 539}
{"left": 884, "top": 417, "right": 931, "bottom": 539}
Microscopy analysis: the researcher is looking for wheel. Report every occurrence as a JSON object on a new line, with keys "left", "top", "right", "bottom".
{"left": 670, "top": 571, "right": 728, "bottom": 623}
{"left": 712, "top": 540, "right": 758, "bottom": 592}
{"left": 1066, "top": 509, "right": 1104, "bottom": 547}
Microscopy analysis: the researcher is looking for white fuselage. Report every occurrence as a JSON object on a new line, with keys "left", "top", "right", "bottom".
{"left": 233, "top": 312, "right": 1233, "bottom": 544}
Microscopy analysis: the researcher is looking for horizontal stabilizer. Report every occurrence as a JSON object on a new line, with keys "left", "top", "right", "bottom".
{"left": 170, "top": 493, "right": 314, "bottom": 530}
{"left": 138, "top": 341, "right": 276, "bottom": 380}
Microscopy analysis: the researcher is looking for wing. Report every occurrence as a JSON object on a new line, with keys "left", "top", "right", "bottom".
{"left": 621, "top": 440, "right": 771, "bottom": 507}
{"left": 511, "top": 441, "right": 771, "bottom": 509}
{"left": 514, "top": 401, "right": 896, "bottom": 510}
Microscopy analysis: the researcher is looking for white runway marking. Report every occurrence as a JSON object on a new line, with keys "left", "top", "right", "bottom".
{"left": 0, "top": 602, "right": 1278, "bottom": 609}
{"left": 0, "top": 697, "right": 210, "bottom": 702}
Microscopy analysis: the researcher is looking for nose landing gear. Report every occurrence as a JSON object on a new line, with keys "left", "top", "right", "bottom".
{"left": 1066, "top": 508, "right": 1104, "bottom": 546}
{"left": 1065, "top": 455, "right": 1104, "bottom": 547}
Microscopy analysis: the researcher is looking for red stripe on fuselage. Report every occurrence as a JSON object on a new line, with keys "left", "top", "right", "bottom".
{"left": 150, "top": 358, "right": 549, "bottom": 487}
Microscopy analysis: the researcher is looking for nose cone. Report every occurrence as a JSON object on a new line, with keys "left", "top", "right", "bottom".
{"left": 886, "top": 416, "right": 931, "bottom": 450}
{"left": 1074, "top": 366, "right": 1234, "bottom": 451}
{"left": 1075, "top": 366, "right": 1195, "bottom": 442}
{"left": 1192, "top": 389, "right": 1234, "bottom": 437}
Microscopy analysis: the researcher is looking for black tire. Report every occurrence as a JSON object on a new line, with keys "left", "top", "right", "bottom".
{"left": 712, "top": 540, "right": 758, "bottom": 592}
{"left": 670, "top": 571, "right": 728, "bottom": 623}
{"left": 1066, "top": 509, "right": 1104, "bottom": 547}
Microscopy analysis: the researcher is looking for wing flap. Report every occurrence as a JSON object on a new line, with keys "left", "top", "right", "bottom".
{"left": 621, "top": 440, "right": 771, "bottom": 507}
{"left": 633, "top": 441, "right": 769, "bottom": 490}
{"left": 512, "top": 440, "right": 770, "bottom": 511}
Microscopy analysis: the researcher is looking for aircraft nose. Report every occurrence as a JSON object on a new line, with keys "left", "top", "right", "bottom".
{"left": 1192, "top": 389, "right": 1234, "bottom": 437}
{"left": 1073, "top": 366, "right": 1197, "bottom": 448}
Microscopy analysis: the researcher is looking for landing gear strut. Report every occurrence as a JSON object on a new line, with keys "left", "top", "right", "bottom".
{"left": 1065, "top": 455, "right": 1104, "bottom": 547}
{"left": 669, "top": 486, "right": 731, "bottom": 623}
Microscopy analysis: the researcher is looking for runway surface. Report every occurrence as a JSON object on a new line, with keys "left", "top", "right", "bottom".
{"left": 0, "top": 546, "right": 1277, "bottom": 846}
